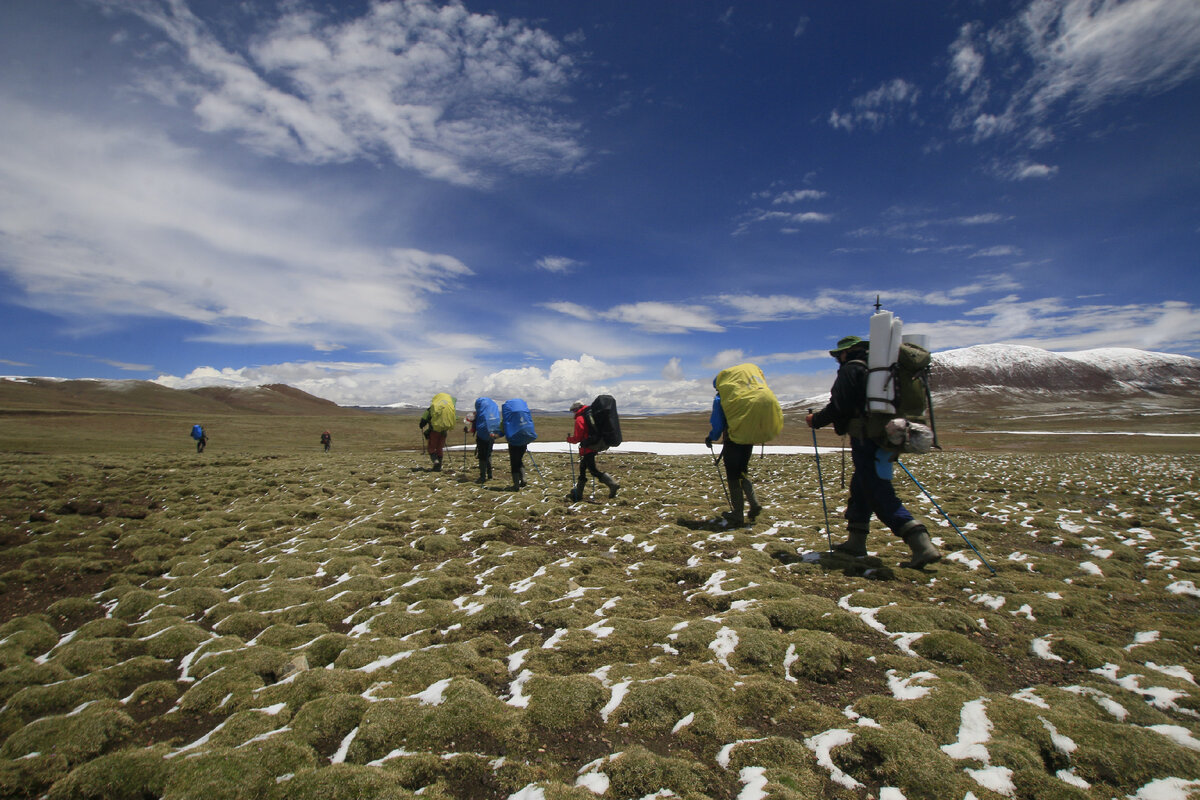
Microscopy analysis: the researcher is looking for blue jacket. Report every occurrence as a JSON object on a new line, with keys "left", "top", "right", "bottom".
{"left": 707, "top": 394, "right": 726, "bottom": 442}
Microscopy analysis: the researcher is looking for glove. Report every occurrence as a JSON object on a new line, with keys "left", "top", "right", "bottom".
{"left": 704, "top": 437, "right": 712, "bottom": 448}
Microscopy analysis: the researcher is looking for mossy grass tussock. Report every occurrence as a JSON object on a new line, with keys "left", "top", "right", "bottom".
{"left": 0, "top": 428, "right": 1198, "bottom": 799}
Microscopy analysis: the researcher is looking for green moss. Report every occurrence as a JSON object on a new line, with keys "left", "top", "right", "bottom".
{"left": 604, "top": 746, "right": 716, "bottom": 800}
{"left": 162, "top": 738, "right": 316, "bottom": 800}
{"left": 838, "top": 722, "right": 972, "bottom": 800}
{"left": 466, "top": 598, "right": 532, "bottom": 633}
{"left": 348, "top": 679, "right": 525, "bottom": 762}
{"left": 53, "top": 637, "right": 147, "bottom": 675}
{"left": 109, "top": 589, "right": 161, "bottom": 621}
{"left": 526, "top": 674, "right": 606, "bottom": 730}
{"left": 269, "top": 764, "right": 414, "bottom": 800}
{"left": 786, "top": 630, "right": 862, "bottom": 683}
{"left": 912, "top": 631, "right": 996, "bottom": 673}
{"left": 178, "top": 665, "right": 266, "bottom": 714}
{"left": 874, "top": 604, "right": 982, "bottom": 635}
{"left": 127, "top": 679, "right": 179, "bottom": 707}
{"left": 73, "top": 618, "right": 133, "bottom": 641}
{"left": 761, "top": 596, "right": 867, "bottom": 634}
{"left": 290, "top": 693, "right": 368, "bottom": 753}
{"left": 0, "top": 615, "right": 59, "bottom": 657}
{"left": 301, "top": 632, "right": 353, "bottom": 667}
{"left": 613, "top": 675, "right": 722, "bottom": 734}
{"left": 213, "top": 610, "right": 273, "bottom": 640}
{"left": 141, "top": 621, "right": 214, "bottom": 660}
{"left": 0, "top": 660, "right": 73, "bottom": 704}
{"left": 46, "top": 745, "right": 170, "bottom": 800}
{"left": 0, "top": 701, "right": 136, "bottom": 765}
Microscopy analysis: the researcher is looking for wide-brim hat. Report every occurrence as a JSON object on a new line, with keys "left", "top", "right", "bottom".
{"left": 829, "top": 335, "right": 866, "bottom": 357}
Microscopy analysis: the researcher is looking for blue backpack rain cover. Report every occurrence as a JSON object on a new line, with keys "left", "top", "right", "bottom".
{"left": 191, "top": 424, "right": 204, "bottom": 440}
{"left": 474, "top": 397, "right": 501, "bottom": 440}
{"left": 501, "top": 399, "right": 537, "bottom": 447}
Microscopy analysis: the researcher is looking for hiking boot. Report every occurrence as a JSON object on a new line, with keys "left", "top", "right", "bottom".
{"left": 569, "top": 481, "right": 585, "bottom": 502}
{"left": 833, "top": 523, "right": 869, "bottom": 557}
{"left": 476, "top": 464, "right": 487, "bottom": 484}
{"left": 599, "top": 473, "right": 620, "bottom": 498}
{"left": 722, "top": 509, "right": 746, "bottom": 527}
{"left": 742, "top": 480, "right": 763, "bottom": 522}
{"left": 900, "top": 523, "right": 941, "bottom": 569}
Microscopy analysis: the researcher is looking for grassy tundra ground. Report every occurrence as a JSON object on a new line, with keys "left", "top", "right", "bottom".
{"left": 0, "top": 409, "right": 1198, "bottom": 800}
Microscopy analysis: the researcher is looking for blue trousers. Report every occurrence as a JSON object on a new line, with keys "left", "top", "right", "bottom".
{"left": 845, "top": 437, "right": 913, "bottom": 536}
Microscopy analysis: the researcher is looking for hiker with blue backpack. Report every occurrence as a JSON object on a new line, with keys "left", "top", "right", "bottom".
{"left": 705, "top": 391, "right": 763, "bottom": 528}
{"left": 190, "top": 423, "right": 207, "bottom": 453}
{"left": 567, "top": 398, "right": 621, "bottom": 501}
{"left": 502, "top": 398, "right": 538, "bottom": 490}
{"left": 806, "top": 335, "right": 941, "bottom": 569}
{"left": 465, "top": 397, "right": 502, "bottom": 484}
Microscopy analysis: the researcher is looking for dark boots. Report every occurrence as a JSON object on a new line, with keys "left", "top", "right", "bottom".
{"left": 599, "top": 473, "right": 620, "bottom": 498}
{"left": 511, "top": 469, "right": 526, "bottom": 490}
{"left": 569, "top": 478, "right": 585, "bottom": 501}
{"left": 430, "top": 453, "right": 442, "bottom": 471}
{"left": 833, "top": 522, "right": 870, "bottom": 557}
{"left": 900, "top": 522, "right": 941, "bottom": 569}
{"left": 476, "top": 462, "right": 487, "bottom": 484}
{"left": 743, "top": 479, "right": 762, "bottom": 522}
{"left": 723, "top": 480, "right": 745, "bottom": 527}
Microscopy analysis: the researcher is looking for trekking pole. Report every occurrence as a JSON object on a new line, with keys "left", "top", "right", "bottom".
{"left": 527, "top": 451, "right": 545, "bottom": 481}
{"left": 568, "top": 444, "right": 575, "bottom": 493}
{"left": 897, "top": 460, "right": 995, "bottom": 576}
{"left": 462, "top": 429, "right": 467, "bottom": 471}
{"left": 707, "top": 443, "right": 733, "bottom": 512}
{"left": 808, "top": 410, "right": 834, "bottom": 551}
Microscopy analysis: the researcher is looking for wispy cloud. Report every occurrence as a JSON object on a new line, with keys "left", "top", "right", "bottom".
{"left": 603, "top": 302, "right": 723, "bottom": 333}
{"left": 536, "top": 256, "right": 581, "bottom": 274}
{"left": 0, "top": 101, "right": 469, "bottom": 350}
{"left": 948, "top": 0, "right": 1200, "bottom": 142}
{"left": 100, "top": 0, "right": 586, "bottom": 187}
{"left": 829, "top": 78, "right": 920, "bottom": 132}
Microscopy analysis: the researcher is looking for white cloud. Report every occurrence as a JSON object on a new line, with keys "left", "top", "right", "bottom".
{"left": 949, "top": 0, "right": 1200, "bottom": 142}
{"left": 704, "top": 349, "right": 746, "bottom": 371}
{"left": 772, "top": 189, "right": 827, "bottom": 204}
{"left": 829, "top": 78, "right": 920, "bottom": 132}
{"left": 105, "top": 0, "right": 586, "bottom": 187}
{"left": 662, "top": 357, "right": 685, "bottom": 381}
{"left": 0, "top": 101, "right": 469, "bottom": 349}
{"left": 917, "top": 297, "right": 1200, "bottom": 353}
{"left": 602, "top": 302, "right": 723, "bottom": 334}
{"left": 536, "top": 256, "right": 581, "bottom": 273}
{"left": 970, "top": 245, "right": 1022, "bottom": 258}
{"left": 541, "top": 301, "right": 595, "bottom": 321}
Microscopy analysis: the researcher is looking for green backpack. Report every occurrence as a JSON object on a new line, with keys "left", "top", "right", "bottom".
{"left": 865, "top": 342, "right": 937, "bottom": 453}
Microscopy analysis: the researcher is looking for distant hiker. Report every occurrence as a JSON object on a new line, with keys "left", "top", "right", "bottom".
{"left": 320, "top": 430, "right": 332, "bottom": 452}
{"left": 190, "top": 423, "right": 207, "bottom": 453}
{"left": 419, "top": 393, "right": 457, "bottom": 471}
{"left": 501, "top": 398, "right": 538, "bottom": 490}
{"left": 567, "top": 400, "right": 620, "bottom": 501}
{"left": 706, "top": 389, "right": 763, "bottom": 528}
{"left": 807, "top": 336, "right": 941, "bottom": 569}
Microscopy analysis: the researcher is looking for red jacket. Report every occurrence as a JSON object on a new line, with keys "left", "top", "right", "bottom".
{"left": 567, "top": 407, "right": 595, "bottom": 455}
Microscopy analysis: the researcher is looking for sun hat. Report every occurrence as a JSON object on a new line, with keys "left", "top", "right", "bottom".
{"left": 829, "top": 335, "right": 866, "bottom": 357}
{"left": 570, "top": 401, "right": 584, "bottom": 412}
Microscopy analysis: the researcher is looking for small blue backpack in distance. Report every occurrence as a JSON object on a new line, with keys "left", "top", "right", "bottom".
{"left": 191, "top": 424, "right": 204, "bottom": 440}
{"left": 474, "top": 397, "right": 502, "bottom": 440}
{"left": 501, "top": 399, "right": 537, "bottom": 447}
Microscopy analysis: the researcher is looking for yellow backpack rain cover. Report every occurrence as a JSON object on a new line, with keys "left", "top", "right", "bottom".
{"left": 715, "top": 363, "right": 784, "bottom": 445}
{"left": 430, "top": 393, "right": 457, "bottom": 432}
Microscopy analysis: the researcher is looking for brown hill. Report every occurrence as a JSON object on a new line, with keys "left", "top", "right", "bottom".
{"left": 0, "top": 378, "right": 363, "bottom": 416}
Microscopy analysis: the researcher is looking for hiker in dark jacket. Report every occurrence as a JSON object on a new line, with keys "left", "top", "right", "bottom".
{"left": 567, "top": 401, "right": 619, "bottom": 501}
{"left": 320, "top": 430, "right": 332, "bottom": 452}
{"left": 464, "top": 412, "right": 495, "bottom": 484}
{"left": 807, "top": 335, "right": 941, "bottom": 569}
{"left": 706, "top": 388, "right": 762, "bottom": 527}
{"left": 191, "top": 424, "right": 207, "bottom": 453}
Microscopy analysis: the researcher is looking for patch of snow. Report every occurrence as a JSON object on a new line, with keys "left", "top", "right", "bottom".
{"left": 737, "top": 766, "right": 768, "bottom": 800}
{"left": 412, "top": 678, "right": 452, "bottom": 706}
{"left": 600, "top": 680, "right": 632, "bottom": 722}
{"left": 964, "top": 765, "right": 1015, "bottom": 797}
{"left": 886, "top": 669, "right": 938, "bottom": 700}
{"left": 1146, "top": 724, "right": 1200, "bottom": 751}
{"left": 671, "top": 712, "right": 694, "bottom": 734}
{"left": 1125, "top": 777, "right": 1200, "bottom": 800}
{"left": 709, "top": 627, "right": 739, "bottom": 670}
{"left": 805, "top": 729, "right": 862, "bottom": 790}
{"left": 331, "top": 726, "right": 357, "bottom": 763}
{"left": 508, "top": 784, "right": 545, "bottom": 800}
{"left": 1030, "top": 636, "right": 1064, "bottom": 662}
{"left": 941, "top": 699, "right": 993, "bottom": 762}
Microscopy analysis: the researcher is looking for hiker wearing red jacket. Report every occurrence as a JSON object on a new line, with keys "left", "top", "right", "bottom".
{"left": 566, "top": 401, "right": 619, "bottom": 501}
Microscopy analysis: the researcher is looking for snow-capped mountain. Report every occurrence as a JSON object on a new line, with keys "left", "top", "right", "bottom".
{"left": 931, "top": 344, "right": 1200, "bottom": 396}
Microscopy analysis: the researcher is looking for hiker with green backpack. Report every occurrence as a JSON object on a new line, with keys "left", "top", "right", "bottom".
{"left": 418, "top": 393, "right": 456, "bottom": 472}
{"left": 705, "top": 363, "right": 782, "bottom": 527}
{"left": 806, "top": 335, "right": 941, "bottom": 569}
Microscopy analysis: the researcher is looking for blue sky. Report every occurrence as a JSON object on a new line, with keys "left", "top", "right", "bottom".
{"left": 1, "top": 0, "right": 1198, "bottom": 411}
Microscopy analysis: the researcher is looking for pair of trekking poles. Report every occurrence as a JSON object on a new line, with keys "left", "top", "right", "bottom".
{"left": 804, "top": 410, "right": 995, "bottom": 574}
{"left": 706, "top": 415, "right": 994, "bottom": 574}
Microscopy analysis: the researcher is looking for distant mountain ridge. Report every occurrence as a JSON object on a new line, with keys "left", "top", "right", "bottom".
{"left": 0, "top": 377, "right": 359, "bottom": 416}
{"left": 931, "top": 344, "right": 1200, "bottom": 396}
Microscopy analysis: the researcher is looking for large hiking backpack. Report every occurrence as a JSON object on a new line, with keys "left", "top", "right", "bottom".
{"left": 473, "top": 397, "right": 501, "bottom": 440}
{"left": 583, "top": 394, "right": 622, "bottom": 451}
{"left": 714, "top": 363, "right": 783, "bottom": 445}
{"left": 429, "top": 393, "right": 457, "bottom": 433}
{"left": 501, "top": 399, "right": 537, "bottom": 447}
{"left": 865, "top": 340, "right": 937, "bottom": 454}
{"left": 191, "top": 424, "right": 204, "bottom": 440}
